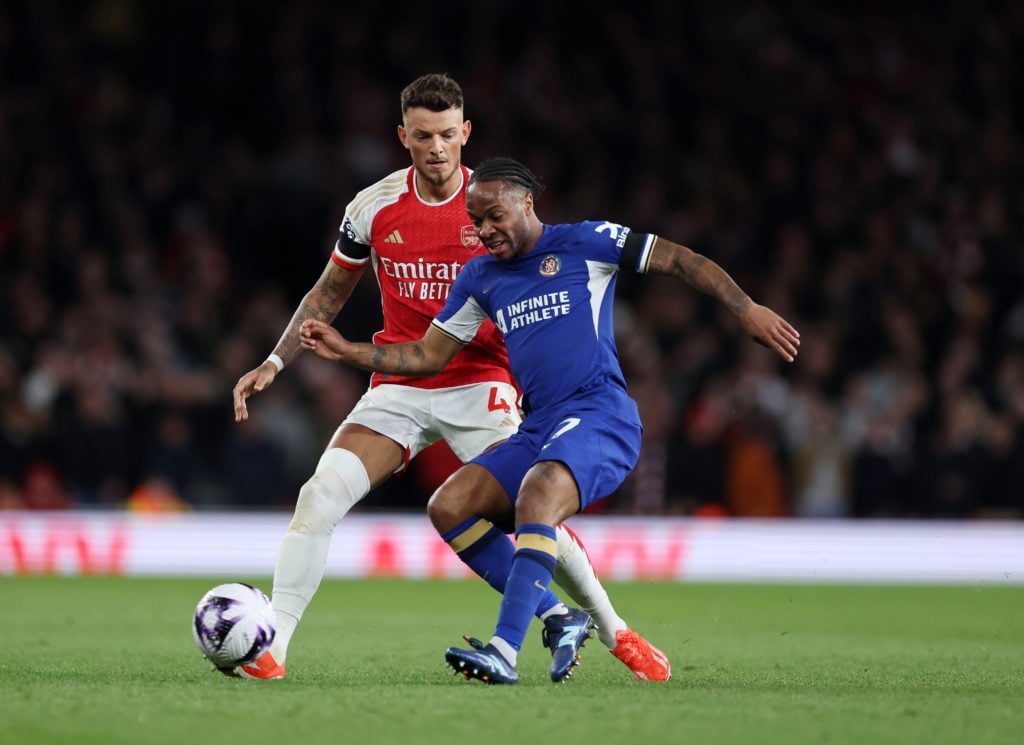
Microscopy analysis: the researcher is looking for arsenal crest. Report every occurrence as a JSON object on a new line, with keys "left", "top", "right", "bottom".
{"left": 461, "top": 225, "right": 483, "bottom": 252}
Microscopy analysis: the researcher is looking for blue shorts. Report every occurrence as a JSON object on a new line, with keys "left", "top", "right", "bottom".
{"left": 471, "top": 387, "right": 642, "bottom": 512}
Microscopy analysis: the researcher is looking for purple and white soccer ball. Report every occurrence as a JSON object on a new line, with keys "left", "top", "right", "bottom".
{"left": 192, "top": 582, "right": 276, "bottom": 668}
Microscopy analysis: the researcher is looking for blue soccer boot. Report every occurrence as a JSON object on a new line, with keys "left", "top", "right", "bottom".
{"left": 541, "top": 608, "right": 595, "bottom": 682}
{"left": 446, "top": 636, "right": 519, "bottom": 685}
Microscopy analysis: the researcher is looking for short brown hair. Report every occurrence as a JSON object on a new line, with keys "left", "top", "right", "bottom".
{"left": 400, "top": 73, "right": 464, "bottom": 115}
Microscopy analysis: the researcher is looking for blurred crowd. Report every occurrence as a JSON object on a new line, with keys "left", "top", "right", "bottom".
{"left": 1, "top": 1, "right": 1022, "bottom": 518}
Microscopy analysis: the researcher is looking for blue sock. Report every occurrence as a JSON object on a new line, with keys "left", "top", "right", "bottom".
{"left": 494, "top": 523, "right": 558, "bottom": 652}
{"left": 442, "top": 518, "right": 561, "bottom": 617}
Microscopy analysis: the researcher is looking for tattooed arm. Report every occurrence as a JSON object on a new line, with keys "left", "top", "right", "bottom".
{"left": 268, "top": 260, "right": 361, "bottom": 368}
{"left": 299, "top": 319, "right": 464, "bottom": 377}
{"left": 233, "top": 260, "right": 362, "bottom": 421}
{"left": 646, "top": 238, "right": 801, "bottom": 362}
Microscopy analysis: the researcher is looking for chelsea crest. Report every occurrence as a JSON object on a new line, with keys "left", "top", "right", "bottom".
{"left": 539, "top": 255, "right": 561, "bottom": 276}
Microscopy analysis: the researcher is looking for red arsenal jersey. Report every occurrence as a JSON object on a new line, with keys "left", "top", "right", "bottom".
{"left": 331, "top": 165, "right": 512, "bottom": 390}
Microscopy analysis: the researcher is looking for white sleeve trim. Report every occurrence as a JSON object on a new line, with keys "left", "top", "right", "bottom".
{"left": 433, "top": 295, "right": 489, "bottom": 344}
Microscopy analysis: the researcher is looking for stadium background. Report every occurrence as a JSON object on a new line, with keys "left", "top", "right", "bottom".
{"left": 1, "top": 0, "right": 1022, "bottom": 524}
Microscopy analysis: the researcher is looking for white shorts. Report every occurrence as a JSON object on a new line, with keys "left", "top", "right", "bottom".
{"left": 338, "top": 381, "right": 522, "bottom": 464}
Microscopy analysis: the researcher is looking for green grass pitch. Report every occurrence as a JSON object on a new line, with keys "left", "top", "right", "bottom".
{"left": 1, "top": 576, "right": 1021, "bottom": 745}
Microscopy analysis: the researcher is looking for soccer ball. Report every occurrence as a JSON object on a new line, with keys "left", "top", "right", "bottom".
{"left": 192, "top": 582, "right": 276, "bottom": 669}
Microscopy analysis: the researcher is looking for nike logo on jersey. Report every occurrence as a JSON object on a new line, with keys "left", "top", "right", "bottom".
{"left": 383, "top": 230, "right": 404, "bottom": 244}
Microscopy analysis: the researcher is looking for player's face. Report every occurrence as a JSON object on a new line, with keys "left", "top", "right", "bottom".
{"left": 398, "top": 106, "right": 470, "bottom": 199}
{"left": 466, "top": 181, "right": 537, "bottom": 262}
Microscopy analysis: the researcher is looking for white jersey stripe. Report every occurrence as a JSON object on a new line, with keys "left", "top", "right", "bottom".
{"left": 585, "top": 260, "right": 618, "bottom": 338}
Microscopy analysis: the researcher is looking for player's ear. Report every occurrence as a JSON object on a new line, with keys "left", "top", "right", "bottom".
{"left": 397, "top": 124, "right": 409, "bottom": 150}
{"left": 462, "top": 119, "right": 472, "bottom": 144}
{"left": 524, "top": 192, "right": 534, "bottom": 215}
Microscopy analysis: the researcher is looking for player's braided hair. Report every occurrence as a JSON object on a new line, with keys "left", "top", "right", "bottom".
{"left": 400, "top": 73, "right": 463, "bottom": 113}
{"left": 468, "top": 157, "right": 545, "bottom": 198}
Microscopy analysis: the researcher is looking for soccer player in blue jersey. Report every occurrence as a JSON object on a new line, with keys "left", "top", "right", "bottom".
{"left": 233, "top": 77, "right": 668, "bottom": 684}
{"left": 299, "top": 156, "right": 800, "bottom": 684}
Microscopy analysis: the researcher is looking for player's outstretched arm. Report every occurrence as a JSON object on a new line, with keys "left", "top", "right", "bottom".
{"left": 646, "top": 238, "right": 801, "bottom": 362}
{"left": 232, "top": 361, "right": 281, "bottom": 423}
{"left": 300, "top": 319, "right": 464, "bottom": 377}
{"left": 232, "top": 260, "right": 362, "bottom": 422}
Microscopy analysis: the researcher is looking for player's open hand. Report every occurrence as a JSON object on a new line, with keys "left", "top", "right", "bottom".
{"left": 300, "top": 319, "right": 349, "bottom": 361}
{"left": 232, "top": 361, "right": 280, "bottom": 422}
{"left": 738, "top": 304, "right": 801, "bottom": 362}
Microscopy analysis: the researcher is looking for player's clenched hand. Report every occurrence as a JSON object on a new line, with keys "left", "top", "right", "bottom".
{"left": 232, "top": 361, "right": 280, "bottom": 422}
{"left": 738, "top": 304, "right": 801, "bottom": 362}
{"left": 300, "top": 319, "right": 349, "bottom": 362}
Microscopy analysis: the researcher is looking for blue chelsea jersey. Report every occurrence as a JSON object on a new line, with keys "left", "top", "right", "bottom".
{"left": 433, "top": 220, "right": 656, "bottom": 413}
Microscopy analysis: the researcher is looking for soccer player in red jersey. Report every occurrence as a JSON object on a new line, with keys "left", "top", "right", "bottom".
{"left": 231, "top": 74, "right": 669, "bottom": 683}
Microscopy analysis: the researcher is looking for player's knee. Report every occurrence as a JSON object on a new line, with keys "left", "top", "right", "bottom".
{"left": 515, "top": 489, "right": 577, "bottom": 527}
{"left": 288, "top": 448, "right": 370, "bottom": 536}
{"left": 289, "top": 478, "right": 338, "bottom": 536}
{"left": 426, "top": 485, "right": 462, "bottom": 533}
{"left": 518, "top": 463, "right": 579, "bottom": 524}
{"left": 427, "top": 478, "right": 496, "bottom": 532}
{"left": 428, "top": 470, "right": 514, "bottom": 533}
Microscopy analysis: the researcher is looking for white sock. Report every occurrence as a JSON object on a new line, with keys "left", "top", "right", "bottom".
{"left": 269, "top": 448, "right": 370, "bottom": 662}
{"left": 552, "top": 524, "right": 628, "bottom": 648}
{"left": 488, "top": 636, "right": 518, "bottom": 667}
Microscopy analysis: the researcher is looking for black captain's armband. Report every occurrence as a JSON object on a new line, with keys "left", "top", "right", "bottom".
{"left": 336, "top": 236, "right": 371, "bottom": 261}
{"left": 618, "top": 230, "right": 654, "bottom": 272}
{"left": 336, "top": 217, "right": 371, "bottom": 261}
